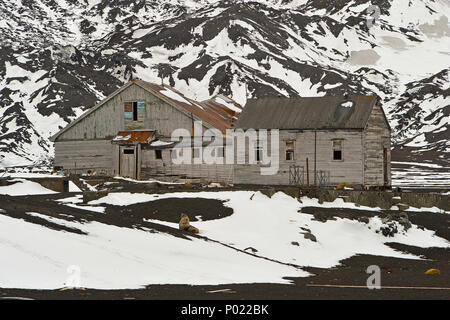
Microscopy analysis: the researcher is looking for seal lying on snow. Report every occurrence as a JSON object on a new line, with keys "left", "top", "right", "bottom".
{"left": 179, "top": 213, "right": 199, "bottom": 234}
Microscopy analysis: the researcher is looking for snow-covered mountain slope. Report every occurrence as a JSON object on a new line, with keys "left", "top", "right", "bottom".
{"left": 0, "top": 0, "right": 449, "bottom": 166}
{"left": 390, "top": 69, "right": 449, "bottom": 164}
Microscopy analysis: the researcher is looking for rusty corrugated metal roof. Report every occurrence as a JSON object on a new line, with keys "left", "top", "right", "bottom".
{"left": 200, "top": 95, "right": 243, "bottom": 121}
{"left": 133, "top": 80, "right": 242, "bottom": 133}
{"left": 235, "top": 95, "right": 378, "bottom": 130}
{"left": 112, "top": 130, "right": 155, "bottom": 144}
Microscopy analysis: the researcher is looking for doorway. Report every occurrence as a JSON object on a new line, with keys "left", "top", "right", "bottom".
{"left": 120, "top": 146, "right": 137, "bottom": 179}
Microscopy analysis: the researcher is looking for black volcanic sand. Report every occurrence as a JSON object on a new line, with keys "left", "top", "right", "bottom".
{"left": 0, "top": 194, "right": 234, "bottom": 241}
{"left": 0, "top": 191, "right": 449, "bottom": 300}
{"left": 0, "top": 194, "right": 210, "bottom": 240}
{"left": 107, "top": 197, "right": 233, "bottom": 223}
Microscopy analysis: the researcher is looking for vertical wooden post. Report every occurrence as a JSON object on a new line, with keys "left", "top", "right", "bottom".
{"left": 314, "top": 131, "right": 317, "bottom": 186}
{"left": 306, "top": 157, "right": 309, "bottom": 187}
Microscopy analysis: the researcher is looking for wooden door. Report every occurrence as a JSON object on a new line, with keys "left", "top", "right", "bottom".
{"left": 383, "top": 147, "right": 388, "bottom": 186}
{"left": 120, "top": 147, "right": 136, "bottom": 179}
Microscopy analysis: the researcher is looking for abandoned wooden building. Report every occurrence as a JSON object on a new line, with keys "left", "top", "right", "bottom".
{"left": 51, "top": 79, "right": 391, "bottom": 187}
{"left": 234, "top": 96, "right": 391, "bottom": 187}
{"left": 50, "top": 79, "right": 241, "bottom": 183}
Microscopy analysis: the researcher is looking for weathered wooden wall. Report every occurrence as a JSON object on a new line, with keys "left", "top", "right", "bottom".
{"left": 233, "top": 130, "right": 364, "bottom": 185}
{"left": 54, "top": 140, "right": 114, "bottom": 174}
{"left": 54, "top": 83, "right": 210, "bottom": 174}
{"left": 56, "top": 83, "right": 204, "bottom": 141}
{"left": 140, "top": 148, "right": 233, "bottom": 184}
{"left": 363, "top": 103, "right": 391, "bottom": 186}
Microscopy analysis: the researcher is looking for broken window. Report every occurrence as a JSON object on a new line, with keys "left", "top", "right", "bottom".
{"left": 137, "top": 101, "right": 146, "bottom": 121}
{"left": 286, "top": 140, "right": 295, "bottom": 161}
{"left": 155, "top": 150, "right": 162, "bottom": 159}
{"left": 124, "top": 101, "right": 146, "bottom": 121}
{"left": 333, "top": 140, "right": 343, "bottom": 160}
{"left": 124, "top": 102, "right": 133, "bottom": 120}
{"left": 133, "top": 102, "right": 138, "bottom": 121}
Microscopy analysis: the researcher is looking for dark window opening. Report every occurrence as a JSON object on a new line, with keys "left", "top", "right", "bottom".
{"left": 254, "top": 139, "right": 263, "bottom": 162}
{"left": 133, "top": 102, "right": 138, "bottom": 121}
{"left": 255, "top": 148, "right": 263, "bottom": 162}
{"left": 286, "top": 150, "right": 294, "bottom": 161}
{"left": 332, "top": 140, "right": 343, "bottom": 160}
{"left": 286, "top": 141, "right": 295, "bottom": 161}
{"left": 333, "top": 150, "right": 342, "bottom": 160}
{"left": 124, "top": 149, "right": 134, "bottom": 155}
{"left": 155, "top": 150, "right": 162, "bottom": 159}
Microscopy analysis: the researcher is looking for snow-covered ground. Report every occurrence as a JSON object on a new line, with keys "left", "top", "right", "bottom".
{"left": 0, "top": 172, "right": 62, "bottom": 178}
{"left": 0, "top": 178, "right": 58, "bottom": 196}
{"left": 0, "top": 212, "right": 307, "bottom": 289}
{"left": 1, "top": 188, "right": 448, "bottom": 290}
{"left": 126, "top": 191, "right": 446, "bottom": 268}
{"left": 113, "top": 176, "right": 184, "bottom": 185}
{"left": 57, "top": 195, "right": 105, "bottom": 213}
{"left": 392, "top": 162, "right": 450, "bottom": 187}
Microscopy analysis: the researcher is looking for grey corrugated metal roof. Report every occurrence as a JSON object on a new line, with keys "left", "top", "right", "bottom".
{"left": 235, "top": 95, "right": 378, "bottom": 130}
